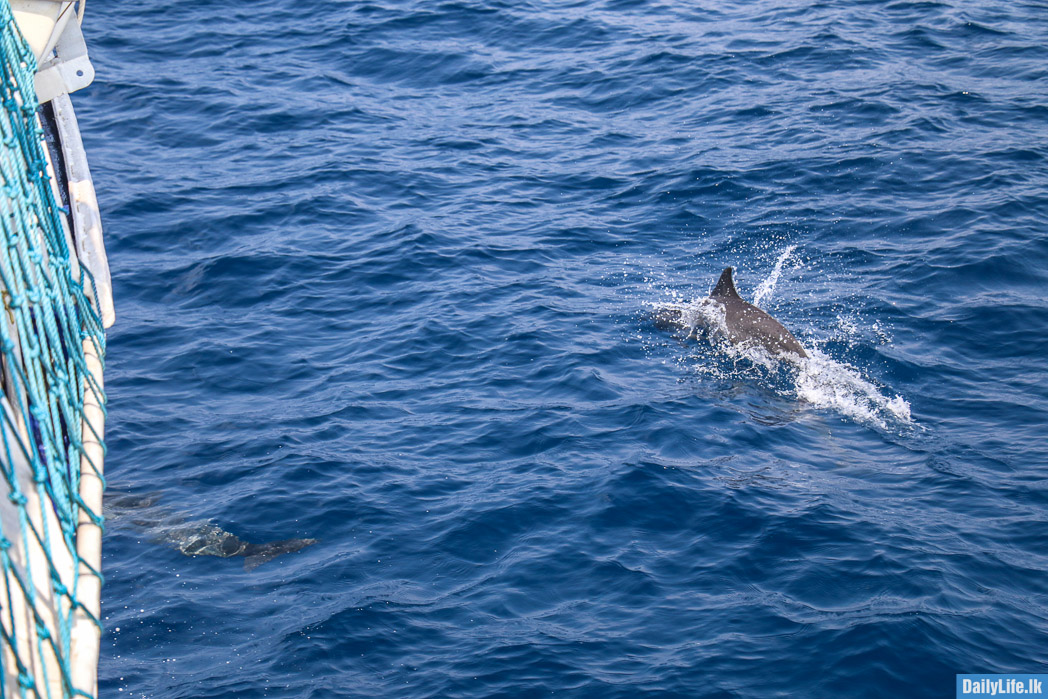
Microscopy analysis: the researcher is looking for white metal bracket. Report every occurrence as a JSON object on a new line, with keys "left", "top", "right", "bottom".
{"left": 33, "top": 10, "right": 94, "bottom": 103}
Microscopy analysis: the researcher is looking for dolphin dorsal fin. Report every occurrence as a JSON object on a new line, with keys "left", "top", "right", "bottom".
{"left": 711, "top": 267, "right": 741, "bottom": 300}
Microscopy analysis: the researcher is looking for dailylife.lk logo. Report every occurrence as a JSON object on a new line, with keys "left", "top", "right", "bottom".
{"left": 957, "top": 675, "right": 1048, "bottom": 697}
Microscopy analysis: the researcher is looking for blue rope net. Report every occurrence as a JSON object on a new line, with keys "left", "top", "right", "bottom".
{"left": 0, "top": 1, "right": 106, "bottom": 697}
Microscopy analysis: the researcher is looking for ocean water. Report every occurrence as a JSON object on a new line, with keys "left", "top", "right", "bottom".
{"left": 77, "top": 0, "right": 1048, "bottom": 696}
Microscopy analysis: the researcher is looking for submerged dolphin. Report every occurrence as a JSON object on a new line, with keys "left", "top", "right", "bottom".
{"left": 106, "top": 493, "right": 318, "bottom": 571}
{"left": 655, "top": 267, "right": 807, "bottom": 359}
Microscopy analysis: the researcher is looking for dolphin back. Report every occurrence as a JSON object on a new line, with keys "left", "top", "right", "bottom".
{"left": 651, "top": 266, "right": 807, "bottom": 359}
{"left": 720, "top": 298, "right": 807, "bottom": 359}
{"left": 707, "top": 267, "right": 806, "bottom": 359}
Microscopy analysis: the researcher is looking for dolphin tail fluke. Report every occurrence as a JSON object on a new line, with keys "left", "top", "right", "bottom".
{"left": 711, "top": 267, "right": 741, "bottom": 300}
{"left": 243, "top": 538, "right": 318, "bottom": 571}
{"left": 243, "top": 551, "right": 277, "bottom": 572}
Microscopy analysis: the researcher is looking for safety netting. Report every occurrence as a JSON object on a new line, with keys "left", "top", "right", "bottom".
{"left": 0, "top": 0, "right": 106, "bottom": 696}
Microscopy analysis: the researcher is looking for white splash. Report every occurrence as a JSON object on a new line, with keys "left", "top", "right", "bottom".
{"left": 794, "top": 349, "right": 912, "bottom": 430}
{"left": 679, "top": 297, "right": 725, "bottom": 337}
{"left": 752, "top": 245, "right": 796, "bottom": 307}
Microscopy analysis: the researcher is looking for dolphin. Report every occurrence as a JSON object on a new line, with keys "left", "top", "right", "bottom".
{"left": 655, "top": 267, "right": 807, "bottom": 360}
{"left": 164, "top": 522, "right": 317, "bottom": 571}
{"left": 106, "top": 492, "right": 318, "bottom": 571}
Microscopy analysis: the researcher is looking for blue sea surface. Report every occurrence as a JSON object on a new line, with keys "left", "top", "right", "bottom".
{"left": 80, "top": 0, "right": 1048, "bottom": 696}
